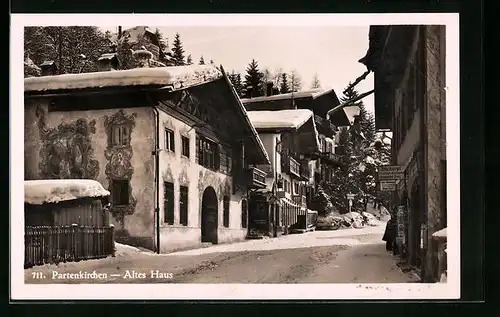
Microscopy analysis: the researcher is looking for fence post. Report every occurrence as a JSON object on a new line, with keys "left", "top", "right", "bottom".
{"left": 71, "top": 224, "right": 78, "bottom": 261}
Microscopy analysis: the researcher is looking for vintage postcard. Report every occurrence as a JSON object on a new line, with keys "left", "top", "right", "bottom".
{"left": 11, "top": 13, "right": 459, "bottom": 300}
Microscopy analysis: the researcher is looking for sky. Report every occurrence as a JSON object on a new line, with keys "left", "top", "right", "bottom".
{"left": 101, "top": 26, "right": 374, "bottom": 114}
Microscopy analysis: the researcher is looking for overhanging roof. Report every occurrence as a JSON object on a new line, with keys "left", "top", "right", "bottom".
{"left": 247, "top": 109, "right": 321, "bottom": 153}
{"left": 24, "top": 65, "right": 222, "bottom": 94}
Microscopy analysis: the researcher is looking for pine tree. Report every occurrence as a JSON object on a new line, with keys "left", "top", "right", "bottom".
{"left": 243, "top": 59, "right": 265, "bottom": 98}
{"left": 171, "top": 33, "right": 185, "bottom": 66}
{"left": 228, "top": 70, "right": 244, "bottom": 97}
{"left": 199, "top": 55, "right": 205, "bottom": 65}
{"left": 24, "top": 26, "right": 111, "bottom": 75}
{"left": 209, "top": 59, "right": 214, "bottom": 64}
{"left": 186, "top": 54, "right": 193, "bottom": 65}
{"left": 311, "top": 73, "right": 321, "bottom": 89}
{"left": 280, "top": 73, "right": 290, "bottom": 94}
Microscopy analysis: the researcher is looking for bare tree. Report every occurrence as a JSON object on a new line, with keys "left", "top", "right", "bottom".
{"left": 311, "top": 73, "right": 321, "bottom": 89}
{"left": 272, "top": 67, "right": 284, "bottom": 88}
{"left": 289, "top": 69, "right": 302, "bottom": 92}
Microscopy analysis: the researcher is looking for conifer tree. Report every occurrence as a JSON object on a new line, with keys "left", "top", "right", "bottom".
{"left": 280, "top": 73, "right": 290, "bottom": 94}
{"left": 186, "top": 54, "right": 193, "bottom": 65}
{"left": 289, "top": 69, "right": 302, "bottom": 92}
{"left": 199, "top": 56, "right": 205, "bottom": 65}
{"left": 171, "top": 33, "right": 185, "bottom": 66}
{"left": 243, "top": 59, "right": 265, "bottom": 98}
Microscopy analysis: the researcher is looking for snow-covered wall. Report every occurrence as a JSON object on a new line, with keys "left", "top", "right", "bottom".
{"left": 24, "top": 99, "right": 156, "bottom": 249}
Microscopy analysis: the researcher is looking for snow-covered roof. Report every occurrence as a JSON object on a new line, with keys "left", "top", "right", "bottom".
{"left": 240, "top": 88, "right": 337, "bottom": 104}
{"left": 25, "top": 179, "right": 110, "bottom": 205}
{"left": 343, "top": 106, "right": 361, "bottom": 124}
{"left": 247, "top": 109, "right": 321, "bottom": 151}
{"left": 24, "top": 65, "right": 222, "bottom": 93}
{"left": 432, "top": 227, "right": 447, "bottom": 239}
{"left": 247, "top": 109, "right": 315, "bottom": 130}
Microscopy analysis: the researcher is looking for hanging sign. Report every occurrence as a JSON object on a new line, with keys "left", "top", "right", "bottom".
{"left": 380, "top": 180, "right": 397, "bottom": 191}
{"left": 378, "top": 165, "right": 404, "bottom": 180}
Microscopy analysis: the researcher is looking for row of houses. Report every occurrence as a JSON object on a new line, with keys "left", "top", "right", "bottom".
{"left": 24, "top": 40, "right": 356, "bottom": 253}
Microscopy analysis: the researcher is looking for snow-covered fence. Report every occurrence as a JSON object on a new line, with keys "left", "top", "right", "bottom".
{"left": 24, "top": 224, "right": 115, "bottom": 268}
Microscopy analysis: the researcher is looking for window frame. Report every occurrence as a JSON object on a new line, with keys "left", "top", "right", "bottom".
{"left": 165, "top": 128, "right": 175, "bottom": 152}
{"left": 181, "top": 135, "right": 190, "bottom": 158}
{"left": 179, "top": 185, "right": 189, "bottom": 226}
{"left": 111, "top": 179, "right": 130, "bottom": 206}
{"left": 111, "top": 125, "right": 131, "bottom": 147}
{"left": 163, "top": 181, "right": 175, "bottom": 225}
{"left": 223, "top": 196, "right": 230, "bottom": 228}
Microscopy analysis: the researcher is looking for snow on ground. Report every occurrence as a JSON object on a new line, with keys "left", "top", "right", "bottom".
{"left": 114, "top": 242, "right": 144, "bottom": 257}
{"left": 24, "top": 179, "right": 110, "bottom": 204}
{"left": 432, "top": 227, "right": 447, "bottom": 238}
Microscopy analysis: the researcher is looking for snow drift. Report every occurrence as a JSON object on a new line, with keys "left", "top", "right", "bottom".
{"left": 25, "top": 179, "right": 110, "bottom": 205}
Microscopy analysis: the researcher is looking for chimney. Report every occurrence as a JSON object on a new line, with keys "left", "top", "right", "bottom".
{"left": 118, "top": 26, "right": 123, "bottom": 39}
{"left": 132, "top": 49, "right": 153, "bottom": 68}
{"left": 40, "top": 61, "right": 58, "bottom": 76}
{"left": 98, "top": 53, "right": 119, "bottom": 71}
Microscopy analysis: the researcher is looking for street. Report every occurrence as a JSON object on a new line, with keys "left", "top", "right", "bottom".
{"left": 25, "top": 225, "right": 419, "bottom": 284}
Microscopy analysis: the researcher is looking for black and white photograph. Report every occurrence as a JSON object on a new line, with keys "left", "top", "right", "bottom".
{"left": 11, "top": 13, "right": 459, "bottom": 300}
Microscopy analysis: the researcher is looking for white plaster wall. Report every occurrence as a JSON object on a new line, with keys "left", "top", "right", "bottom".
{"left": 156, "top": 110, "right": 247, "bottom": 253}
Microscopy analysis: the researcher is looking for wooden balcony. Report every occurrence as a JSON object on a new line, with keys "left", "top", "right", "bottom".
{"left": 299, "top": 163, "right": 310, "bottom": 181}
{"left": 244, "top": 167, "right": 267, "bottom": 189}
{"left": 320, "top": 151, "right": 343, "bottom": 167}
{"left": 292, "top": 195, "right": 307, "bottom": 207}
{"left": 314, "top": 114, "right": 337, "bottom": 136}
{"left": 281, "top": 154, "right": 300, "bottom": 179}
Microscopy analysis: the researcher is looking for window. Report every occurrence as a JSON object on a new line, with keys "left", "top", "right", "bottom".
{"left": 111, "top": 126, "right": 131, "bottom": 147}
{"left": 294, "top": 182, "right": 299, "bottom": 195}
{"left": 196, "top": 135, "right": 220, "bottom": 170}
{"left": 111, "top": 180, "right": 129, "bottom": 206}
{"left": 165, "top": 129, "right": 175, "bottom": 152}
{"left": 163, "top": 182, "right": 174, "bottom": 224}
{"left": 181, "top": 136, "right": 190, "bottom": 158}
{"left": 179, "top": 185, "right": 188, "bottom": 226}
{"left": 220, "top": 146, "right": 232, "bottom": 174}
{"left": 241, "top": 199, "right": 248, "bottom": 228}
{"left": 223, "top": 196, "right": 230, "bottom": 228}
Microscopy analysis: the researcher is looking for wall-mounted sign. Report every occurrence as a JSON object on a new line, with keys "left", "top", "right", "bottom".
{"left": 380, "top": 180, "right": 396, "bottom": 191}
{"left": 378, "top": 165, "right": 404, "bottom": 180}
{"left": 396, "top": 206, "right": 405, "bottom": 244}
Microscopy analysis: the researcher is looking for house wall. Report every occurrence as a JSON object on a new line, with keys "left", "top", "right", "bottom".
{"left": 156, "top": 110, "right": 247, "bottom": 253}
{"left": 24, "top": 100, "right": 156, "bottom": 249}
{"left": 390, "top": 25, "right": 446, "bottom": 281}
{"left": 423, "top": 25, "right": 447, "bottom": 282}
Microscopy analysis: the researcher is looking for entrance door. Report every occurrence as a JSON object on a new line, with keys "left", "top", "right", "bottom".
{"left": 201, "top": 187, "right": 218, "bottom": 244}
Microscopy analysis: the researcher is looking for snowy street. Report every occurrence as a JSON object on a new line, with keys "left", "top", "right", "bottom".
{"left": 25, "top": 224, "right": 419, "bottom": 284}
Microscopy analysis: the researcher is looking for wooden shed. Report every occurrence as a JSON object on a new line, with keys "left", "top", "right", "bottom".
{"left": 24, "top": 179, "right": 111, "bottom": 227}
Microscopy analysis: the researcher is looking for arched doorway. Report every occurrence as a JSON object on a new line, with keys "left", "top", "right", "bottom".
{"left": 201, "top": 186, "right": 218, "bottom": 244}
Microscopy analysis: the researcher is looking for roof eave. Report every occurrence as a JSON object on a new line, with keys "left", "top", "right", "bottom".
{"left": 220, "top": 66, "right": 271, "bottom": 165}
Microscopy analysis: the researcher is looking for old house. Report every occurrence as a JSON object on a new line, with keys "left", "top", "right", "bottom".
{"left": 246, "top": 109, "right": 321, "bottom": 237}
{"left": 24, "top": 55, "right": 270, "bottom": 253}
{"left": 359, "top": 25, "right": 447, "bottom": 282}
{"left": 241, "top": 89, "right": 349, "bottom": 208}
